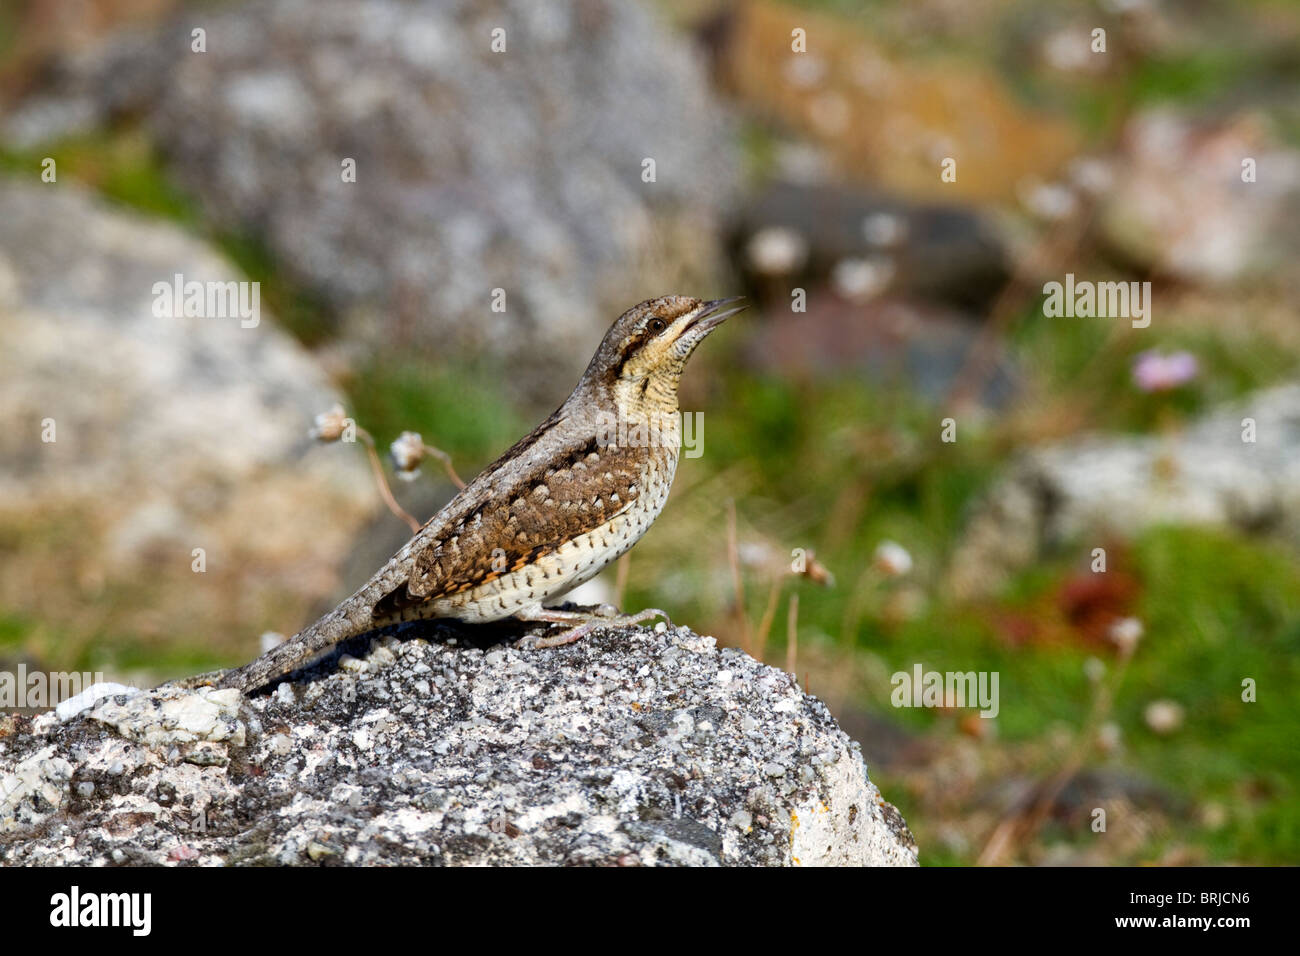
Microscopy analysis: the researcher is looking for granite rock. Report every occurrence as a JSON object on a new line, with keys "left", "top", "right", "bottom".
{"left": 948, "top": 383, "right": 1300, "bottom": 597}
{"left": 0, "top": 624, "right": 917, "bottom": 867}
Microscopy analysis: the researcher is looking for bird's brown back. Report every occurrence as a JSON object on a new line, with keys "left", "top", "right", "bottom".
{"left": 371, "top": 404, "right": 674, "bottom": 621}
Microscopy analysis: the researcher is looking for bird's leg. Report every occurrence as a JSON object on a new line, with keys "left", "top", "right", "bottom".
{"left": 513, "top": 604, "right": 673, "bottom": 649}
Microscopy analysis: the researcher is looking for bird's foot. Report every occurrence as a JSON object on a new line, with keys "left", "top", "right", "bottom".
{"left": 513, "top": 605, "right": 673, "bottom": 649}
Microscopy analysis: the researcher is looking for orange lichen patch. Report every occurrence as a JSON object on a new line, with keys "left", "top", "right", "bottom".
{"left": 711, "top": 0, "right": 1079, "bottom": 203}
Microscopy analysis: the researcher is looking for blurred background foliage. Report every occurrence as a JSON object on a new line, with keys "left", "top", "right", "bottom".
{"left": 2, "top": 0, "right": 1299, "bottom": 864}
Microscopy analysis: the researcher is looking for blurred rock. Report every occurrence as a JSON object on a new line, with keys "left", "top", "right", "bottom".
{"left": 0, "top": 624, "right": 918, "bottom": 867}
{"left": 1096, "top": 109, "right": 1300, "bottom": 286}
{"left": 729, "top": 180, "right": 1017, "bottom": 406}
{"left": 731, "top": 181, "right": 1010, "bottom": 311}
{"left": 741, "top": 294, "right": 1019, "bottom": 409}
{"left": 0, "top": 181, "right": 375, "bottom": 668}
{"left": 4, "top": 0, "right": 735, "bottom": 395}
{"left": 948, "top": 383, "right": 1300, "bottom": 597}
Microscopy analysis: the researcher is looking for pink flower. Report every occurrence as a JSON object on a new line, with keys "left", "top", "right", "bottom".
{"left": 1132, "top": 350, "right": 1198, "bottom": 392}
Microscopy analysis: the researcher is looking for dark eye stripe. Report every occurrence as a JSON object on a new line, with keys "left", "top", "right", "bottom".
{"left": 609, "top": 328, "right": 652, "bottom": 381}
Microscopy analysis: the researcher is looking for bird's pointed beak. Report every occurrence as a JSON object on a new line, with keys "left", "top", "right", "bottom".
{"left": 686, "top": 296, "right": 747, "bottom": 334}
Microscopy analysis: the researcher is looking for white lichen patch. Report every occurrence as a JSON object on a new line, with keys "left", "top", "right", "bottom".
{"left": 0, "top": 746, "right": 73, "bottom": 831}
{"left": 56, "top": 682, "right": 141, "bottom": 722}
{"left": 88, "top": 687, "right": 245, "bottom": 748}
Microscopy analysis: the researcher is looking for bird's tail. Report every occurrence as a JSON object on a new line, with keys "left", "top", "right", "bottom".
{"left": 215, "top": 581, "right": 389, "bottom": 693}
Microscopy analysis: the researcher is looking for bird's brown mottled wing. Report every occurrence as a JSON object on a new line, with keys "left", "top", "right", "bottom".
{"left": 371, "top": 415, "right": 650, "bottom": 619}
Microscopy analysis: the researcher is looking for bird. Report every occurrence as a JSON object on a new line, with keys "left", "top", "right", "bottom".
{"left": 185, "top": 295, "right": 744, "bottom": 693}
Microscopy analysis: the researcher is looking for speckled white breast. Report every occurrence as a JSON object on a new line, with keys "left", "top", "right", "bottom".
{"left": 428, "top": 454, "right": 678, "bottom": 623}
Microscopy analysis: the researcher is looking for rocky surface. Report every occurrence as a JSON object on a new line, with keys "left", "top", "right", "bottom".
{"left": 730, "top": 181, "right": 1010, "bottom": 311}
{"left": 948, "top": 383, "right": 1300, "bottom": 597}
{"left": 1096, "top": 109, "right": 1300, "bottom": 287}
{"left": 0, "top": 180, "right": 375, "bottom": 652}
{"left": 5, "top": 0, "right": 735, "bottom": 391}
{"left": 0, "top": 623, "right": 917, "bottom": 866}
{"left": 741, "top": 294, "right": 1020, "bottom": 410}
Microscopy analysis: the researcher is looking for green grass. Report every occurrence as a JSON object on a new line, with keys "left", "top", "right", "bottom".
{"left": 851, "top": 524, "right": 1300, "bottom": 864}
{"left": 345, "top": 357, "right": 530, "bottom": 473}
{"left": 1124, "top": 529, "right": 1300, "bottom": 862}
{"left": 0, "top": 129, "right": 196, "bottom": 222}
{"left": 1007, "top": 304, "right": 1300, "bottom": 434}
{"left": 0, "top": 608, "right": 230, "bottom": 681}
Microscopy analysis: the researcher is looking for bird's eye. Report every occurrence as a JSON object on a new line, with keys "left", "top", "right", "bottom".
{"left": 648, "top": 317, "right": 667, "bottom": 334}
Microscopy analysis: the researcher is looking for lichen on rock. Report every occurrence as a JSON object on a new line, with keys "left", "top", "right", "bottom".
{"left": 0, "top": 624, "right": 916, "bottom": 866}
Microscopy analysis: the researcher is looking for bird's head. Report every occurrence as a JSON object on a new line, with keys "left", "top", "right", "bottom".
{"left": 579, "top": 295, "right": 745, "bottom": 414}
